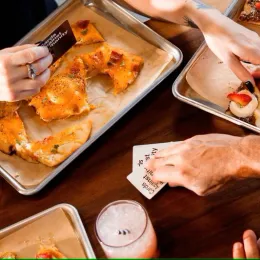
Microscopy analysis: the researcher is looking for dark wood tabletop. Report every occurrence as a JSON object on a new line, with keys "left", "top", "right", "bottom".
{"left": 2, "top": 4, "right": 260, "bottom": 258}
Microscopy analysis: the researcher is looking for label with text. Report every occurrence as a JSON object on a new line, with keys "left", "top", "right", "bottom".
{"left": 127, "top": 142, "right": 174, "bottom": 199}
{"left": 39, "top": 20, "right": 76, "bottom": 64}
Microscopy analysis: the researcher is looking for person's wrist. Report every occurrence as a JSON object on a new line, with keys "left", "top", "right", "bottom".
{"left": 185, "top": 2, "right": 223, "bottom": 33}
{"left": 234, "top": 136, "right": 260, "bottom": 178}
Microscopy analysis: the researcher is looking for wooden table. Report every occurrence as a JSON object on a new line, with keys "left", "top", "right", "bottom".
{"left": 2, "top": 1, "right": 260, "bottom": 258}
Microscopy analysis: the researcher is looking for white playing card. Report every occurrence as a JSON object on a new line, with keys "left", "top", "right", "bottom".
{"left": 128, "top": 142, "right": 174, "bottom": 199}
{"left": 132, "top": 142, "right": 173, "bottom": 173}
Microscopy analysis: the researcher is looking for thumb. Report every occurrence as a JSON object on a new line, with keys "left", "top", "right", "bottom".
{"left": 225, "top": 54, "right": 255, "bottom": 84}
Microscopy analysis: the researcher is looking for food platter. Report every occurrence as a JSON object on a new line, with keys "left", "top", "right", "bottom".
{"left": 0, "top": 0, "right": 182, "bottom": 195}
{"left": 0, "top": 204, "right": 96, "bottom": 258}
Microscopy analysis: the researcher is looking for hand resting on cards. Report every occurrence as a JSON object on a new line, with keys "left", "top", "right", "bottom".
{"left": 0, "top": 44, "right": 52, "bottom": 101}
{"left": 147, "top": 134, "right": 260, "bottom": 196}
{"left": 233, "top": 230, "right": 260, "bottom": 259}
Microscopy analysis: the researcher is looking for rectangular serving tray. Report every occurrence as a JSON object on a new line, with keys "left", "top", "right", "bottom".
{"left": 0, "top": 0, "right": 183, "bottom": 195}
{"left": 0, "top": 203, "right": 96, "bottom": 258}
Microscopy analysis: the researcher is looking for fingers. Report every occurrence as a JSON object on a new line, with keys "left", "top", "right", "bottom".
{"left": 13, "top": 54, "right": 53, "bottom": 81}
{"left": 155, "top": 142, "right": 188, "bottom": 158}
{"left": 252, "top": 70, "right": 260, "bottom": 79}
{"left": 6, "top": 69, "right": 50, "bottom": 101}
{"left": 243, "top": 230, "right": 259, "bottom": 258}
{"left": 148, "top": 153, "right": 183, "bottom": 172}
{"left": 0, "top": 44, "right": 35, "bottom": 54}
{"left": 225, "top": 53, "right": 255, "bottom": 84}
{"left": 257, "top": 238, "right": 260, "bottom": 250}
{"left": 10, "top": 46, "right": 49, "bottom": 66}
{"left": 233, "top": 242, "right": 246, "bottom": 259}
{"left": 152, "top": 166, "right": 185, "bottom": 185}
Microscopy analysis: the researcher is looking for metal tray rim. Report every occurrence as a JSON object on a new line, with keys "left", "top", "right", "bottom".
{"left": 0, "top": 0, "right": 183, "bottom": 195}
{"left": 0, "top": 203, "right": 96, "bottom": 259}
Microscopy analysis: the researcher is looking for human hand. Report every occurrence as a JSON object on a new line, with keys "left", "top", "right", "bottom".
{"left": 147, "top": 134, "right": 247, "bottom": 196}
{"left": 200, "top": 12, "right": 260, "bottom": 85}
{"left": 0, "top": 44, "right": 52, "bottom": 101}
{"left": 233, "top": 230, "right": 260, "bottom": 259}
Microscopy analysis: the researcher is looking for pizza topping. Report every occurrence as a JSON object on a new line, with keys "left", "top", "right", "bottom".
{"left": 256, "top": 1, "right": 260, "bottom": 10}
{"left": 70, "top": 66, "right": 80, "bottom": 75}
{"left": 108, "top": 51, "right": 123, "bottom": 65}
{"left": 132, "top": 63, "right": 141, "bottom": 72}
{"left": 81, "top": 29, "right": 88, "bottom": 35}
{"left": 227, "top": 92, "right": 252, "bottom": 106}
{"left": 36, "top": 252, "right": 53, "bottom": 259}
{"left": 92, "top": 51, "right": 104, "bottom": 64}
{"left": 76, "top": 20, "right": 90, "bottom": 29}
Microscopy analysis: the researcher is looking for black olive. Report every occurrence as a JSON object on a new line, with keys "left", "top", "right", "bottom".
{"left": 245, "top": 81, "right": 255, "bottom": 93}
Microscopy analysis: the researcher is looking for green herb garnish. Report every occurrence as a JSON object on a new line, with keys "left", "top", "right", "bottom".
{"left": 42, "top": 97, "right": 48, "bottom": 103}
{"left": 120, "top": 60, "right": 125, "bottom": 67}
{"left": 68, "top": 74, "right": 75, "bottom": 78}
{"left": 81, "top": 29, "right": 88, "bottom": 35}
{"left": 51, "top": 144, "right": 59, "bottom": 154}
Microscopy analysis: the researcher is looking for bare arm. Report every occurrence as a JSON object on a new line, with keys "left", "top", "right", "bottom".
{"left": 122, "top": 0, "right": 260, "bottom": 85}
{"left": 122, "top": 0, "right": 216, "bottom": 29}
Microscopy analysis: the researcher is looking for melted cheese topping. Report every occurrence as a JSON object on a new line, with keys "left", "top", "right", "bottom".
{"left": 0, "top": 101, "right": 20, "bottom": 118}
{"left": 29, "top": 58, "right": 89, "bottom": 122}
{"left": 0, "top": 112, "right": 27, "bottom": 154}
{"left": 19, "top": 120, "right": 92, "bottom": 167}
{"left": 72, "top": 22, "right": 104, "bottom": 45}
{"left": 81, "top": 43, "right": 144, "bottom": 93}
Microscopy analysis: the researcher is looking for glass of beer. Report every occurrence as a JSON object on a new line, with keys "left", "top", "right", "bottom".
{"left": 95, "top": 200, "right": 158, "bottom": 258}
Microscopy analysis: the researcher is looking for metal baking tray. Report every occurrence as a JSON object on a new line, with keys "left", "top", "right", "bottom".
{"left": 0, "top": 203, "right": 96, "bottom": 258}
{"left": 172, "top": 0, "right": 260, "bottom": 133}
{"left": 0, "top": 0, "right": 182, "bottom": 195}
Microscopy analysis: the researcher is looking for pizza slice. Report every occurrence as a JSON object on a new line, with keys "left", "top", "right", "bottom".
{"left": 72, "top": 20, "right": 104, "bottom": 45}
{"left": 239, "top": 0, "right": 260, "bottom": 24}
{"left": 36, "top": 245, "right": 66, "bottom": 259}
{"left": 226, "top": 81, "right": 260, "bottom": 127}
{"left": 0, "top": 252, "right": 16, "bottom": 259}
{"left": 0, "top": 112, "right": 28, "bottom": 155}
{"left": 0, "top": 101, "right": 20, "bottom": 118}
{"left": 82, "top": 43, "right": 144, "bottom": 93}
{"left": 50, "top": 57, "right": 64, "bottom": 75}
{"left": 18, "top": 119, "right": 92, "bottom": 167}
{"left": 29, "top": 57, "right": 90, "bottom": 122}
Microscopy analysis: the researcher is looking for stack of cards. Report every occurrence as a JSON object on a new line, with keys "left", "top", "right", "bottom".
{"left": 127, "top": 142, "right": 174, "bottom": 199}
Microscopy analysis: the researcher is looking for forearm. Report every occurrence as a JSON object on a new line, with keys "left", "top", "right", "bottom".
{"left": 122, "top": 0, "right": 223, "bottom": 31}
{"left": 236, "top": 135, "right": 260, "bottom": 178}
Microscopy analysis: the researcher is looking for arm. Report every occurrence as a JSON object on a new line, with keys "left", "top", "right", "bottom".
{"left": 121, "top": 0, "right": 215, "bottom": 27}
{"left": 147, "top": 134, "right": 260, "bottom": 196}
{"left": 122, "top": 0, "right": 260, "bottom": 85}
